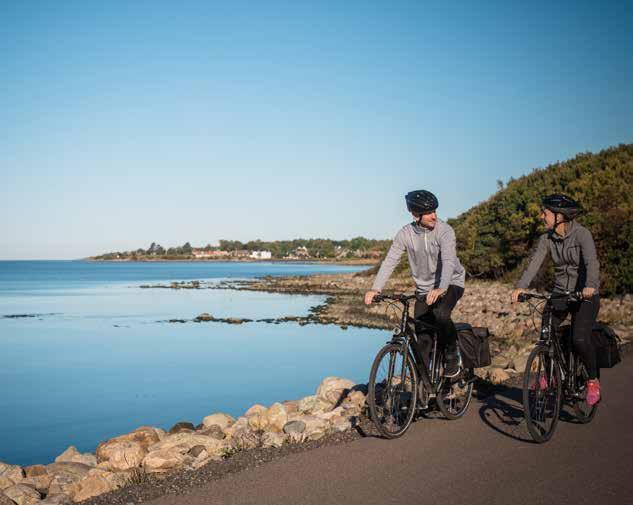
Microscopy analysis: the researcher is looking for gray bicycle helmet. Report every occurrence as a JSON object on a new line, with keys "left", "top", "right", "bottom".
{"left": 405, "top": 190, "right": 438, "bottom": 214}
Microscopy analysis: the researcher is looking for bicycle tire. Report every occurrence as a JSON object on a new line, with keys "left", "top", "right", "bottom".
{"left": 368, "top": 343, "right": 418, "bottom": 438}
{"left": 522, "top": 345, "right": 562, "bottom": 443}
{"left": 436, "top": 371, "right": 474, "bottom": 420}
{"left": 571, "top": 360, "right": 598, "bottom": 423}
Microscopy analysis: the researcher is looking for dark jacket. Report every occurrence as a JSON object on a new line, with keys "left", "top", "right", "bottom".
{"left": 516, "top": 221, "right": 600, "bottom": 292}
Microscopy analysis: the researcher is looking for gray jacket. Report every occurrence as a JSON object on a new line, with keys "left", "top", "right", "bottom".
{"left": 371, "top": 219, "right": 466, "bottom": 294}
{"left": 516, "top": 221, "right": 600, "bottom": 292}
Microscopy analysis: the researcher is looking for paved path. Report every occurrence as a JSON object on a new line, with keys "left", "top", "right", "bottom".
{"left": 149, "top": 362, "right": 633, "bottom": 505}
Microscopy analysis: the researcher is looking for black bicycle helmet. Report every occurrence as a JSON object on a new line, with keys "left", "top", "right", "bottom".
{"left": 541, "top": 194, "right": 581, "bottom": 220}
{"left": 405, "top": 190, "right": 438, "bottom": 214}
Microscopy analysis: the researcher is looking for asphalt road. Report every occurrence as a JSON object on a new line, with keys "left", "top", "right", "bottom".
{"left": 148, "top": 362, "right": 633, "bottom": 505}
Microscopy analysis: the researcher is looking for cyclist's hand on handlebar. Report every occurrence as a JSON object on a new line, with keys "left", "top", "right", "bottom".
{"left": 511, "top": 288, "right": 525, "bottom": 304}
{"left": 426, "top": 288, "right": 446, "bottom": 305}
{"left": 582, "top": 287, "right": 596, "bottom": 300}
{"left": 364, "top": 290, "right": 379, "bottom": 305}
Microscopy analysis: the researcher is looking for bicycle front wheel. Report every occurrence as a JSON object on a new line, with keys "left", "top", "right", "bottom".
{"left": 522, "top": 345, "right": 562, "bottom": 443}
{"left": 368, "top": 343, "right": 418, "bottom": 438}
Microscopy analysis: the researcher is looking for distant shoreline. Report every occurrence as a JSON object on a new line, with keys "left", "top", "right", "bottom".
{"left": 84, "top": 258, "right": 377, "bottom": 266}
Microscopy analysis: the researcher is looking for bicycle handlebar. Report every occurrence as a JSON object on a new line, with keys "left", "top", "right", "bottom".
{"left": 373, "top": 293, "right": 417, "bottom": 304}
{"left": 517, "top": 291, "right": 583, "bottom": 303}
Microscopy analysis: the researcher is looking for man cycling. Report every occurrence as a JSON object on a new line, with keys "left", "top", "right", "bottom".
{"left": 511, "top": 194, "right": 601, "bottom": 405}
{"left": 365, "top": 190, "right": 466, "bottom": 377}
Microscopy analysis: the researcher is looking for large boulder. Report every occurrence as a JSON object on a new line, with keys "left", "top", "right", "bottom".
{"left": 316, "top": 377, "right": 356, "bottom": 406}
{"left": 95, "top": 440, "right": 145, "bottom": 472}
{"left": 223, "top": 417, "right": 249, "bottom": 439}
{"left": 261, "top": 403, "right": 288, "bottom": 433}
{"left": 297, "top": 395, "right": 331, "bottom": 415}
{"left": 72, "top": 468, "right": 128, "bottom": 502}
{"left": 0, "top": 462, "right": 24, "bottom": 484}
{"left": 142, "top": 449, "right": 188, "bottom": 474}
{"left": 168, "top": 422, "right": 195, "bottom": 434}
{"left": 229, "top": 429, "right": 260, "bottom": 450}
{"left": 55, "top": 446, "right": 97, "bottom": 467}
{"left": 3, "top": 483, "right": 41, "bottom": 505}
{"left": 244, "top": 404, "right": 266, "bottom": 417}
{"left": 23, "top": 466, "right": 46, "bottom": 479}
{"left": 147, "top": 432, "right": 227, "bottom": 456}
{"left": 95, "top": 427, "right": 163, "bottom": 471}
{"left": 198, "top": 425, "right": 225, "bottom": 440}
{"left": 301, "top": 416, "right": 329, "bottom": 442}
{"left": 247, "top": 411, "right": 266, "bottom": 432}
{"left": 20, "top": 465, "right": 50, "bottom": 494}
{"left": 342, "top": 390, "right": 366, "bottom": 410}
{"left": 21, "top": 473, "right": 52, "bottom": 495}
{"left": 201, "top": 413, "right": 235, "bottom": 430}
{"left": 46, "top": 462, "right": 92, "bottom": 499}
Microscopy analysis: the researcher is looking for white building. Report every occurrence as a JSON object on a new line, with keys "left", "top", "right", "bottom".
{"left": 250, "top": 250, "right": 272, "bottom": 260}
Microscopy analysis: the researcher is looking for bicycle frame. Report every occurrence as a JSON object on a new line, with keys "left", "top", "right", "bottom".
{"left": 384, "top": 295, "right": 441, "bottom": 403}
{"left": 532, "top": 294, "right": 584, "bottom": 398}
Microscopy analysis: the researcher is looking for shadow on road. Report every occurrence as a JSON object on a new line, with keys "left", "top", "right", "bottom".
{"left": 477, "top": 384, "right": 535, "bottom": 443}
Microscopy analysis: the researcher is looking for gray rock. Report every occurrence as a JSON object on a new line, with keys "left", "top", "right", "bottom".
{"left": 283, "top": 420, "right": 306, "bottom": 434}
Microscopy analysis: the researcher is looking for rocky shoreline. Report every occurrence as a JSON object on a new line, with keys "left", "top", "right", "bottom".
{"left": 152, "top": 272, "right": 633, "bottom": 382}
{"left": 3, "top": 272, "right": 631, "bottom": 504}
{"left": 0, "top": 377, "right": 370, "bottom": 504}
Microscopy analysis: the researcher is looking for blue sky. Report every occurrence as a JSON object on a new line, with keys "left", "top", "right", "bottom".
{"left": 1, "top": 1, "right": 632, "bottom": 259}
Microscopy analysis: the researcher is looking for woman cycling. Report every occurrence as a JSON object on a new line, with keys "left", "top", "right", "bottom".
{"left": 511, "top": 194, "right": 601, "bottom": 405}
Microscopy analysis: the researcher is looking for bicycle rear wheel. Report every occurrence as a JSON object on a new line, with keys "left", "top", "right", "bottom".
{"left": 572, "top": 360, "right": 598, "bottom": 423}
{"left": 368, "top": 343, "right": 418, "bottom": 438}
{"left": 436, "top": 370, "right": 474, "bottom": 420}
{"left": 522, "top": 345, "right": 562, "bottom": 443}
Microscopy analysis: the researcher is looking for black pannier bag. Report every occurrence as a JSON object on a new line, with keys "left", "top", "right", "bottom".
{"left": 592, "top": 322, "right": 621, "bottom": 369}
{"left": 456, "top": 323, "right": 492, "bottom": 369}
{"left": 558, "top": 323, "right": 621, "bottom": 369}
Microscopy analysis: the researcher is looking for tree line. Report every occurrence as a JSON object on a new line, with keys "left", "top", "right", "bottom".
{"left": 448, "top": 143, "right": 633, "bottom": 295}
{"left": 92, "top": 237, "right": 391, "bottom": 261}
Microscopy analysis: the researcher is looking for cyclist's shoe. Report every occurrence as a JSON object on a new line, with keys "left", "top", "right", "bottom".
{"left": 586, "top": 379, "right": 601, "bottom": 406}
{"left": 443, "top": 352, "right": 460, "bottom": 378}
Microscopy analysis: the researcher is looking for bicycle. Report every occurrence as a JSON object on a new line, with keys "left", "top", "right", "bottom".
{"left": 517, "top": 291, "right": 598, "bottom": 443}
{"left": 367, "top": 293, "right": 475, "bottom": 438}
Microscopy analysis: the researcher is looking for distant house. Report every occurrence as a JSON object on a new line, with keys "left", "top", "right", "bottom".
{"left": 250, "top": 250, "right": 272, "bottom": 260}
{"left": 192, "top": 249, "right": 229, "bottom": 258}
{"left": 294, "top": 246, "right": 310, "bottom": 258}
{"left": 230, "top": 250, "right": 251, "bottom": 258}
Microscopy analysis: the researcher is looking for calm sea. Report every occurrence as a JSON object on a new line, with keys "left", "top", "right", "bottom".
{"left": 0, "top": 261, "right": 387, "bottom": 466}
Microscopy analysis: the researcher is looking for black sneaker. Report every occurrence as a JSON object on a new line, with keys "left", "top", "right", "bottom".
{"left": 443, "top": 352, "right": 460, "bottom": 378}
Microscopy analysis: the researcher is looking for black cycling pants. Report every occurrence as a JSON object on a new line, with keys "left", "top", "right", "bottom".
{"left": 414, "top": 285, "right": 464, "bottom": 353}
{"left": 543, "top": 294, "right": 600, "bottom": 380}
